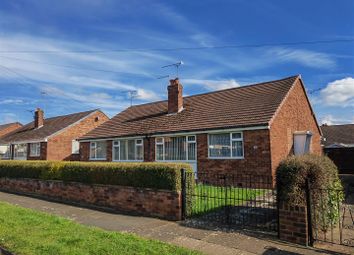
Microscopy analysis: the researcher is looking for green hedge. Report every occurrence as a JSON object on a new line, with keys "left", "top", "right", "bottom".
{"left": 276, "top": 155, "right": 344, "bottom": 231}
{"left": 0, "top": 161, "right": 194, "bottom": 191}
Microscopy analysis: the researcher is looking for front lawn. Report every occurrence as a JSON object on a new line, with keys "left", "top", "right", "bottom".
{"left": 0, "top": 202, "right": 200, "bottom": 255}
{"left": 192, "top": 184, "right": 266, "bottom": 216}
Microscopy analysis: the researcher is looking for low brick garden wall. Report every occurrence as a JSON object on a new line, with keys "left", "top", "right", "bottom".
{"left": 278, "top": 202, "right": 308, "bottom": 245}
{"left": 0, "top": 178, "right": 182, "bottom": 220}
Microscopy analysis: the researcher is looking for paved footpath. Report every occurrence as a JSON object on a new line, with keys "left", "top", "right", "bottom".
{"left": 0, "top": 192, "right": 350, "bottom": 255}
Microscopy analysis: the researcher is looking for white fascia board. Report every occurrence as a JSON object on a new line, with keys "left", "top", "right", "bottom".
{"left": 151, "top": 126, "right": 269, "bottom": 137}
{"left": 80, "top": 135, "right": 145, "bottom": 143}
{"left": 10, "top": 139, "right": 46, "bottom": 145}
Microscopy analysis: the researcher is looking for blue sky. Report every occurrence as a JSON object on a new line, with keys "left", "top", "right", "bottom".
{"left": 0, "top": 0, "right": 353, "bottom": 125}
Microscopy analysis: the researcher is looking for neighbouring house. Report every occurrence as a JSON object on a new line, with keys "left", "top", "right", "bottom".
{"left": 0, "top": 108, "right": 108, "bottom": 161}
{"left": 321, "top": 124, "right": 354, "bottom": 174}
{"left": 79, "top": 75, "right": 322, "bottom": 181}
{"left": 0, "top": 122, "right": 23, "bottom": 159}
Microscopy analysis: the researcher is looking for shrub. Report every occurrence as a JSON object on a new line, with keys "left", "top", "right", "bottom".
{"left": 0, "top": 161, "right": 194, "bottom": 192}
{"left": 276, "top": 154, "right": 344, "bottom": 231}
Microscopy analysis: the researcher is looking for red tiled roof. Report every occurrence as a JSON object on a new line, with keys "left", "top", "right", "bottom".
{"left": 0, "top": 122, "right": 22, "bottom": 132}
{"left": 321, "top": 124, "right": 354, "bottom": 147}
{"left": 0, "top": 110, "right": 98, "bottom": 143}
{"left": 80, "top": 75, "right": 300, "bottom": 140}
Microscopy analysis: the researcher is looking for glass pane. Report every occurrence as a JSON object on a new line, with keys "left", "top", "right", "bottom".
{"left": 209, "top": 133, "right": 231, "bottom": 157}
{"left": 96, "top": 141, "right": 107, "bottom": 159}
{"left": 136, "top": 145, "right": 143, "bottom": 160}
{"left": 136, "top": 139, "right": 143, "bottom": 145}
{"left": 90, "top": 146, "right": 96, "bottom": 158}
{"left": 128, "top": 140, "right": 135, "bottom": 160}
{"left": 187, "top": 136, "right": 196, "bottom": 142}
{"left": 120, "top": 140, "right": 127, "bottom": 160}
{"left": 188, "top": 142, "right": 196, "bottom": 160}
{"left": 156, "top": 144, "right": 163, "bottom": 160}
{"left": 156, "top": 137, "right": 163, "bottom": 144}
{"left": 232, "top": 133, "right": 242, "bottom": 139}
{"left": 113, "top": 141, "right": 119, "bottom": 146}
{"left": 232, "top": 141, "right": 243, "bottom": 157}
{"left": 113, "top": 146, "right": 120, "bottom": 160}
{"left": 165, "top": 136, "right": 186, "bottom": 160}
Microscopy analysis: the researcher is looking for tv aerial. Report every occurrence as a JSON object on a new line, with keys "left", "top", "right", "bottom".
{"left": 161, "top": 61, "right": 184, "bottom": 78}
{"left": 121, "top": 90, "right": 138, "bottom": 106}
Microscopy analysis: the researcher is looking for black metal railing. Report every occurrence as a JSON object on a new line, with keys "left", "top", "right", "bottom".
{"left": 182, "top": 171, "right": 278, "bottom": 232}
{"left": 309, "top": 184, "right": 354, "bottom": 247}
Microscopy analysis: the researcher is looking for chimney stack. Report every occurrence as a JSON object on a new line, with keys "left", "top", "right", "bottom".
{"left": 168, "top": 78, "right": 183, "bottom": 114}
{"left": 34, "top": 108, "right": 44, "bottom": 128}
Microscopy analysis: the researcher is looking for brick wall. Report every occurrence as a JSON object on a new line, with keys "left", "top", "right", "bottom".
{"left": 279, "top": 202, "right": 309, "bottom": 246}
{"left": 197, "top": 130, "right": 272, "bottom": 177}
{"left": 0, "top": 123, "right": 22, "bottom": 138}
{"left": 47, "top": 111, "right": 108, "bottom": 161}
{"left": 270, "top": 79, "right": 322, "bottom": 176}
{"left": 0, "top": 178, "right": 182, "bottom": 220}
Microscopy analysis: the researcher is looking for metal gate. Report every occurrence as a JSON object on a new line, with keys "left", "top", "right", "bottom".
{"left": 309, "top": 183, "right": 354, "bottom": 247}
{"left": 182, "top": 171, "right": 278, "bottom": 232}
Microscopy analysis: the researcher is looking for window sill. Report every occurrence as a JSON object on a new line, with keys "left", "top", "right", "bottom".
{"left": 89, "top": 158, "right": 107, "bottom": 161}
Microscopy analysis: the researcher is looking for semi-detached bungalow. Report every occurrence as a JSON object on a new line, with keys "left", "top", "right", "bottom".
{"left": 79, "top": 75, "right": 322, "bottom": 180}
{"left": 0, "top": 109, "right": 108, "bottom": 161}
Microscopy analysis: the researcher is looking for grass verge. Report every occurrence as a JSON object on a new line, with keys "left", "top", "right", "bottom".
{"left": 0, "top": 202, "right": 200, "bottom": 255}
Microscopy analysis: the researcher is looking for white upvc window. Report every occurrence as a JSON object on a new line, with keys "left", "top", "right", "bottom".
{"left": 112, "top": 139, "right": 143, "bottom": 161}
{"left": 90, "top": 141, "right": 107, "bottom": 160}
{"left": 14, "top": 144, "right": 27, "bottom": 160}
{"left": 155, "top": 135, "right": 196, "bottom": 161}
{"left": 72, "top": 140, "right": 80, "bottom": 154}
{"left": 29, "top": 143, "right": 41, "bottom": 157}
{"left": 208, "top": 132, "right": 244, "bottom": 159}
{"left": 0, "top": 145, "right": 11, "bottom": 159}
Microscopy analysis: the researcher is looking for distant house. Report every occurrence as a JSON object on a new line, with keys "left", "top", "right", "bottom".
{"left": 0, "top": 122, "right": 22, "bottom": 138}
{"left": 79, "top": 75, "right": 322, "bottom": 180}
{"left": 0, "top": 108, "right": 108, "bottom": 161}
{"left": 0, "top": 122, "right": 23, "bottom": 159}
{"left": 321, "top": 124, "right": 354, "bottom": 174}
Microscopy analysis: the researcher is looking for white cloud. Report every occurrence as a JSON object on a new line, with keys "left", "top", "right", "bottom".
{"left": 319, "top": 114, "right": 354, "bottom": 125}
{"left": 0, "top": 99, "right": 24, "bottom": 105}
{"left": 136, "top": 89, "right": 161, "bottom": 101}
{"left": 183, "top": 79, "right": 240, "bottom": 91}
{"left": 41, "top": 86, "right": 125, "bottom": 109}
{"left": 266, "top": 47, "right": 335, "bottom": 69}
{"left": 320, "top": 77, "right": 354, "bottom": 106}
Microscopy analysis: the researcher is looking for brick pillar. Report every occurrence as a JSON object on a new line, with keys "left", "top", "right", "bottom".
{"left": 278, "top": 202, "right": 309, "bottom": 245}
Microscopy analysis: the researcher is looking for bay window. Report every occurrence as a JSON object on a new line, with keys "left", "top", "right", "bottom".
{"left": 90, "top": 141, "right": 107, "bottom": 160}
{"left": 14, "top": 144, "right": 27, "bottom": 160}
{"left": 208, "top": 132, "right": 244, "bottom": 158}
{"left": 155, "top": 135, "right": 196, "bottom": 161}
{"left": 30, "top": 143, "right": 41, "bottom": 157}
{"left": 113, "top": 139, "right": 143, "bottom": 161}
